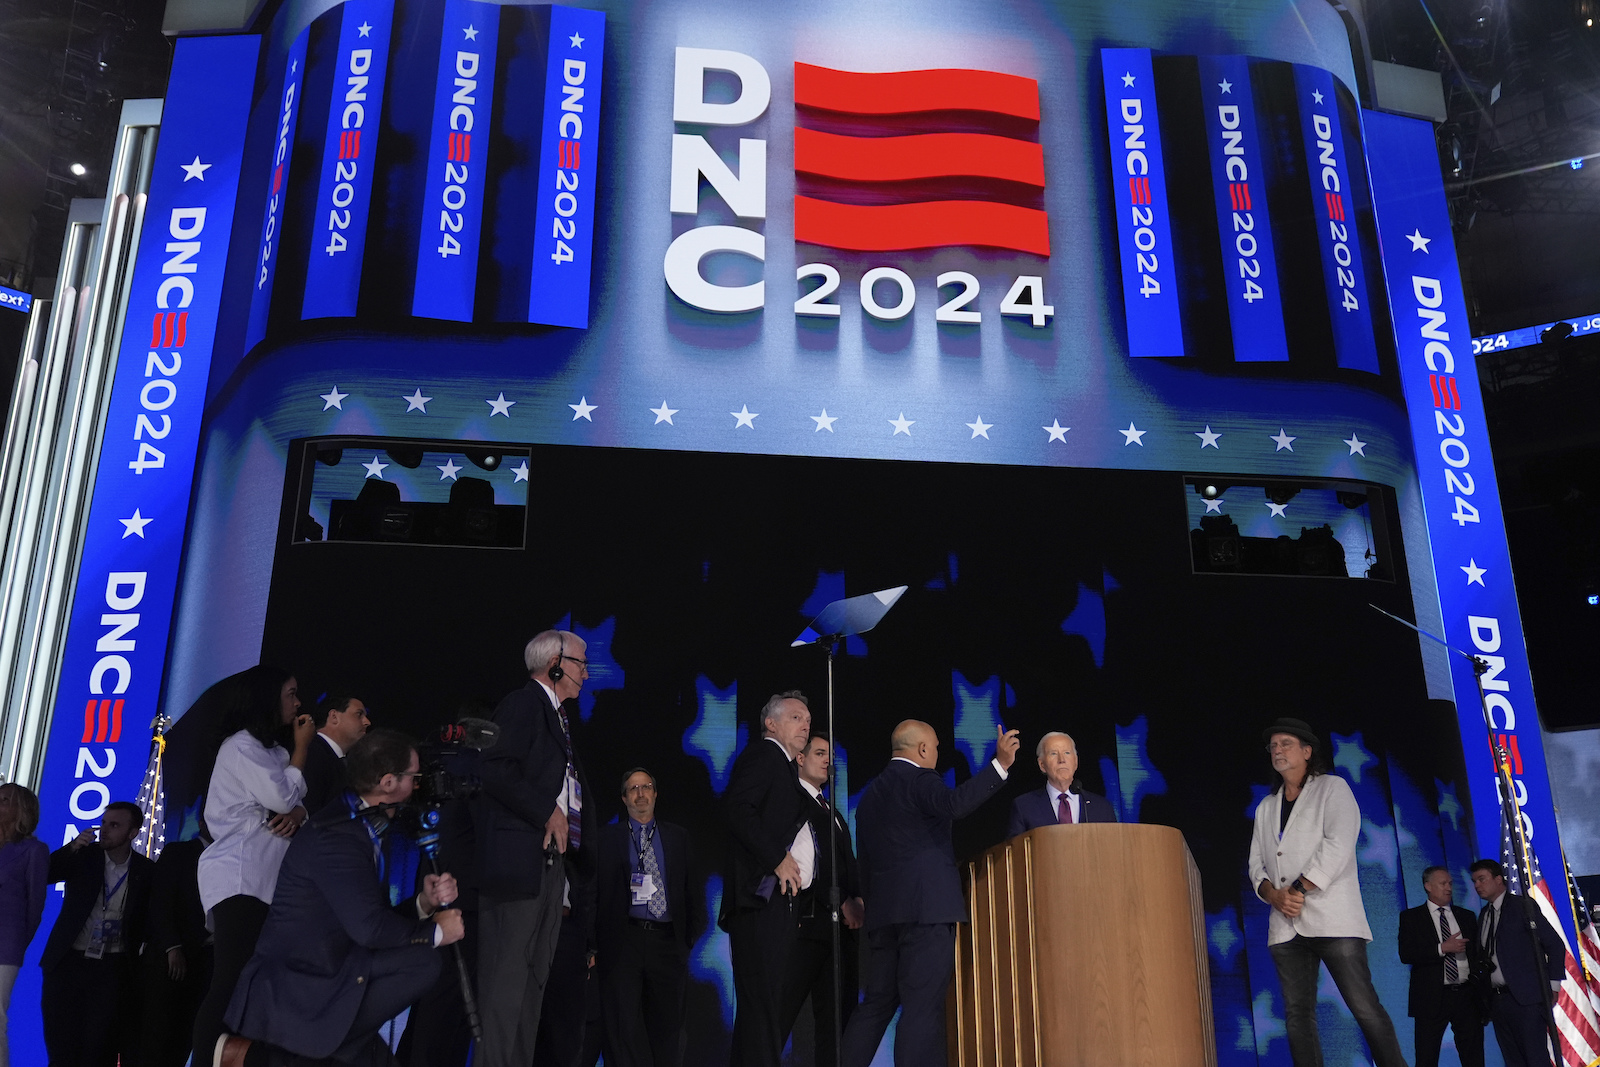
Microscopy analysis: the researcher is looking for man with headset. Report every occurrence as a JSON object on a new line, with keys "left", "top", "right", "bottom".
{"left": 474, "top": 629, "right": 591, "bottom": 1067}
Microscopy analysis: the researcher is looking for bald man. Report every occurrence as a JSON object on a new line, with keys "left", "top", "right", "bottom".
{"left": 838, "top": 720, "right": 1020, "bottom": 1067}
{"left": 1006, "top": 731, "right": 1117, "bottom": 835}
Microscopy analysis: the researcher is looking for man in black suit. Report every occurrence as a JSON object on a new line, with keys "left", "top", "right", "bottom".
{"left": 476, "top": 629, "right": 591, "bottom": 1067}
{"left": 40, "top": 800, "right": 154, "bottom": 1066}
{"left": 141, "top": 823, "right": 213, "bottom": 1067}
{"left": 596, "top": 767, "right": 698, "bottom": 1067}
{"left": 722, "top": 691, "right": 814, "bottom": 1067}
{"left": 840, "top": 720, "right": 1020, "bottom": 1067}
{"left": 218, "top": 729, "right": 464, "bottom": 1066}
{"left": 782, "top": 733, "right": 863, "bottom": 1067}
{"left": 302, "top": 693, "right": 371, "bottom": 815}
{"left": 1470, "top": 858, "right": 1566, "bottom": 1067}
{"left": 1006, "top": 731, "right": 1117, "bottom": 834}
{"left": 1398, "top": 865, "right": 1486, "bottom": 1067}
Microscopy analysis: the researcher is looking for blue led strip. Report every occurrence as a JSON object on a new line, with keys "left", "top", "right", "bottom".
{"left": 1100, "top": 48, "right": 1183, "bottom": 357}
{"left": 1294, "top": 66, "right": 1379, "bottom": 373}
{"left": 1365, "top": 109, "right": 1571, "bottom": 941}
{"left": 302, "top": 0, "right": 394, "bottom": 320}
{"left": 412, "top": 0, "right": 500, "bottom": 322}
{"left": 0, "top": 284, "right": 32, "bottom": 314}
{"left": 1198, "top": 56, "right": 1287, "bottom": 363}
{"left": 527, "top": 5, "right": 606, "bottom": 329}
{"left": 1474, "top": 311, "right": 1600, "bottom": 355}
{"left": 244, "top": 27, "right": 309, "bottom": 353}
{"left": 35, "top": 34, "right": 258, "bottom": 849}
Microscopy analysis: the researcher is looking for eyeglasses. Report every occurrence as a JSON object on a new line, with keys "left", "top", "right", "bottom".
{"left": 1265, "top": 740, "right": 1306, "bottom": 753}
{"left": 562, "top": 655, "right": 589, "bottom": 671}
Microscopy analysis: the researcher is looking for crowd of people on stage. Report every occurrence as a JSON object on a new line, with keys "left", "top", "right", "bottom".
{"left": 0, "top": 634, "right": 1573, "bottom": 1067}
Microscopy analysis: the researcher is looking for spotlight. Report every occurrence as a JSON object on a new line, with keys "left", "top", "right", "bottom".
{"left": 1194, "top": 481, "right": 1227, "bottom": 499}
{"left": 464, "top": 448, "right": 502, "bottom": 471}
{"left": 1588, "top": 594, "right": 1599, "bottom": 606}
{"left": 69, "top": 163, "right": 86, "bottom": 177}
{"left": 1571, "top": 158, "right": 1586, "bottom": 170}
{"left": 385, "top": 445, "right": 424, "bottom": 469}
{"left": 1337, "top": 491, "right": 1368, "bottom": 510}
{"left": 1266, "top": 484, "right": 1299, "bottom": 506}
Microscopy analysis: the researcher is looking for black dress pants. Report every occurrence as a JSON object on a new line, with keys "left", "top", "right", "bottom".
{"left": 839, "top": 922, "right": 955, "bottom": 1067}
{"left": 1488, "top": 985, "right": 1555, "bottom": 1067}
{"left": 599, "top": 920, "right": 688, "bottom": 1067}
{"left": 141, "top": 943, "right": 214, "bottom": 1067}
{"left": 42, "top": 951, "right": 137, "bottom": 1067}
{"left": 193, "top": 894, "right": 271, "bottom": 1064}
{"left": 781, "top": 928, "right": 859, "bottom": 1067}
{"left": 727, "top": 897, "right": 798, "bottom": 1067}
{"left": 396, "top": 910, "right": 477, "bottom": 1067}
{"left": 1412, "top": 983, "right": 1485, "bottom": 1067}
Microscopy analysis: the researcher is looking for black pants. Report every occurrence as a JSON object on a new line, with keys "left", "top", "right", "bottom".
{"left": 839, "top": 922, "right": 953, "bottom": 1067}
{"left": 193, "top": 894, "right": 271, "bottom": 1063}
{"left": 396, "top": 910, "right": 477, "bottom": 1067}
{"left": 781, "top": 929, "right": 859, "bottom": 1067}
{"left": 1268, "top": 935, "right": 1408, "bottom": 1067}
{"left": 141, "top": 943, "right": 214, "bottom": 1067}
{"left": 42, "top": 951, "right": 138, "bottom": 1067}
{"left": 1488, "top": 985, "right": 1555, "bottom": 1067}
{"left": 727, "top": 898, "right": 798, "bottom": 1067}
{"left": 599, "top": 920, "right": 688, "bottom": 1067}
{"left": 1413, "top": 984, "right": 1485, "bottom": 1067}
{"left": 534, "top": 906, "right": 599, "bottom": 1067}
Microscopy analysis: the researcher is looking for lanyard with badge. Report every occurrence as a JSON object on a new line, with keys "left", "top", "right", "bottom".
{"left": 85, "top": 865, "right": 129, "bottom": 959}
{"left": 630, "top": 824, "right": 657, "bottom": 905}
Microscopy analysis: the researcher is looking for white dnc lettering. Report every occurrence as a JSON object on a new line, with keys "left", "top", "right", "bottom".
{"left": 549, "top": 58, "right": 586, "bottom": 266}
{"left": 664, "top": 48, "right": 769, "bottom": 313}
{"left": 72, "top": 572, "right": 146, "bottom": 827}
{"left": 157, "top": 208, "right": 205, "bottom": 310}
{"left": 259, "top": 71, "right": 299, "bottom": 286}
{"left": 436, "top": 50, "right": 478, "bottom": 259}
{"left": 326, "top": 47, "right": 372, "bottom": 256}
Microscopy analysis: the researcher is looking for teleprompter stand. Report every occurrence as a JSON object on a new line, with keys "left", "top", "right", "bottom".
{"left": 791, "top": 585, "right": 907, "bottom": 1067}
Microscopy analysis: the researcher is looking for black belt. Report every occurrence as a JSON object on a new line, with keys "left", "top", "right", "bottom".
{"left": 628, "top": 917, "right": 673, "bottom": 932}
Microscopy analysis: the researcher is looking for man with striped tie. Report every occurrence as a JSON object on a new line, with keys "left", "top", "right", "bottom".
{"left": 1398, "top": 866, "right": 1487, "bottom": 1067}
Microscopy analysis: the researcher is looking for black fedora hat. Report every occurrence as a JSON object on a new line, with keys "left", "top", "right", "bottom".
{"left": 1262, "top": 717, "right": 1319, "bottom": 748}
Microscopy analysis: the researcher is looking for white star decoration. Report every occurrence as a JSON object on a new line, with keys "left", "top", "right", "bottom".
{"left": 1044, "top": 420, "right": 1069, "bottom": 442}
{"left": 966, "top": 416, "right": 993, "bottom": 440}
{"left": 403, "top": 388, "right": 432, "bottom": 413}
{"left": 1120, "top": 423, "right": 1146, "bottom": 446}
{"left": 1195, "top": 425, "right": 1221, "bottom": 448}
{"left": 320, "top": 386, "right": 348, "bottom": 411}
{"left": 511, "top": 460, "right": 530, "bottom": 483}
{"left": 1218, "top": 79, "right": 1233, "bottom": 94}
{"left": 1266, "top": 501, "right": 1288, "bottom": 517}
{"left": 357, "top": 21, "right": 372, "bottom": 37}
{"left": 463, "top": 25, "right": 478, "bottom": 40}
{"left": 888, "top": 413, "right": 915, "bottom": 436}
{"left": 1407, "top": 230, "right": 1432, "bottom": 253}
{"left": 1122, "top": 72, "right": 1136, "bottom": 87}
{"left": 570, "top": 397, "right": 597, "bottom": 421}
{"left": 1312, "top": 89, "right": 1325, "bottom": 104}
{"left": 437, "top": 459, "right": 462, "bottom": 481}
{"left": 486, "top": 393, "right": 515, "bottom": 417}
{"left": 1203, "top": 498, "right": 1225, "bottom": 514}
{"left": 1271, "top": 429, "right": 1297, "bottom": 452}
{"left": 181, "top": 156, "right": 211, "bottom": 182}
{"left": 362, "top": 456, "right": 388, "bottom": 479}
{"left": 811, "top": 409, "right": 837, "bottom": 432}
{"left": 119, "top": 510, "right": 151, "bottom": 538}
{"left": 1462, "top": 559, "right": 1487, "bottom": 586}
{"left": 650, "top": 401, "right": 677, "bottom": 425}
{"left": 569, "top": 31, "right": 584, "bottom": 48}
{"left": 731, "top": 405, "right": 758, "bottom": 429}
{"left": 1345, "top": 434, "right": 1367, "bottom": 456}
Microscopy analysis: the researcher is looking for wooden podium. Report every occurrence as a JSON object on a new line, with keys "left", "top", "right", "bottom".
{"left": 951, "top": 824, "right": 1216, "bottom": 1067}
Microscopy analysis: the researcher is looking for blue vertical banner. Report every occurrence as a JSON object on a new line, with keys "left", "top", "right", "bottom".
{"left": 1365, "top": 109, "right": 1569, "bottom": 939}
{"left": 1295, "top": 65, "right": 1379, "bottom": 373}
{"left": 302, "top": 0, "right": 394, "bottom": 320}
{"left": 1100, "top": 48, "right": 1183, "bottom": 358}
{"left": 244, "top": 27, "right": 309, "bottom": 352}
{"left": 413, "top": 0, "right": 500, "bottom": 322}
{"left": 1198, "top": 56, "right": 1288, "bottom": 363}
{"left": 527, "top": 5, "right": 606, "bottom": 329}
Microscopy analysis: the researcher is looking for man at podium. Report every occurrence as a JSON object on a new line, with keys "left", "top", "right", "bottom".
{"left": 1005, "top": 731, "right": 1117, "bottom": 834}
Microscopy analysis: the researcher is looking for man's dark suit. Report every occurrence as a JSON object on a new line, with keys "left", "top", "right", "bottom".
{"left": 533, "top": 756, "right": 599, "bottom": 1067}
{"left": 1481, "top": 892, "right": 1566, "bottom": 1067}
{"left": 721, "top": 737, "right": 809, "bottom": 1067}
{"left": 839, "top": 758, "right": 1005, "bottom": 1067}
{"left": 226, "top": 804, "right": 440, "bottom": 1063}
{"left": 141, "top": 837, "right": 213, "bottom": 1067}
{"left": 1005, "top": 783, "right": 1117, "bottom": 836}
{"left": 302, "top": 733, "right": 350, "bottom": 816}
{"left": 782, "top": 788, "right": 861, "bottom": 1067}
{"left": 1398, "top": 901, "right": 1486, "bottom": 1067}
{"left": 40, "top": 842, "right": 153, "bottom": 1067}
{"left": 596, "top": 818, "right": 697, "bottom": 1067}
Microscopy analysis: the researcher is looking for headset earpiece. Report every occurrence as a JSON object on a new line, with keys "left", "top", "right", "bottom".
{"left": 548, "top": 633, "right": 565, "bottom": 683}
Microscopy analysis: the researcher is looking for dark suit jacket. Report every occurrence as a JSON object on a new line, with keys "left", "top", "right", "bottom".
{"left": 147, "top": 837, "right": 207, "bottom": 955}
{"left": 1398, "top": 901, "right": 1484, "bottom": 1018}
{"left": 301, "top": 733, "right": 349, "bottom": 816}
{"left": 720, "top": 737, "right": 808, "bottom": 924}
{"left": 855, "top": 758, "right": 1005, "bottom": 931}
{"left": 596, "top": 819, "right": 698, "bottom": 954}
{"left": 1006, "top": 784, "right": 1118, "bottom": 836}
{"left": 1483, "top": 892, "right": 1566, "bottom": 1007}
{"left": 41, "top": 843, "right": 153, "bottom": 970}
{"left": 226, "top": 805, "right": 437, "bottom": 1058}
{"left": 476, "top": 680, "right": 574, "bottom": 898}
{"left": 798, "top": 789, "right": 859, "bottom": 941}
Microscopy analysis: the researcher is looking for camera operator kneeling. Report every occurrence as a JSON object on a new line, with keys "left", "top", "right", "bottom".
{"left": 215, "top": 729, "right": 465, "bottom": 1067}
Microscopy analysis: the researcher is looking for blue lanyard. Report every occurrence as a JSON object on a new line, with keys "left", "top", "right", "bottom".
{"left": 345, "top": 792, "right": 386, "bottom": 882}
{"left": 103, "top": 866, "right": 128, "bottom": 909}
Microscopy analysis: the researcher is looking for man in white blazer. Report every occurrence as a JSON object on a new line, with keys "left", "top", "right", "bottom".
{"left": 1248, "top": 717, "right": 1408, "bottom": 1067}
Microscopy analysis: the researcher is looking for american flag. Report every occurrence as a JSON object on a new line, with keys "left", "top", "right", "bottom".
{"left": 131, "top": 714, "right": 171, "bottom": 860}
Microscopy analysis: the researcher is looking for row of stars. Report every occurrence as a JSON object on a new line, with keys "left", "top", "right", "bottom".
{"left": 357, "top": 455, "right": 530, "bottom": 482}
{"left": 320, "top": 387, "right": 1369, "bottom": 454}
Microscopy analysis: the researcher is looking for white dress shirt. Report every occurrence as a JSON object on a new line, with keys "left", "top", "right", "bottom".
{"left": 1482, "top": 891, "right": 1508, "bottom": 987}
{"left": 1046, "top": 782, "right": 1080, "bottom": 823}
{"left": 770, "top": 737, "right": 815, "bottom": 889}
{"left": 317, "top": 732, "right": 345, "bottom": 758}
{"left": 198, "top": 730, "right": 307, "bottom": 912}
{"left": 1432, "top": 903, "right": 1469, "bottom": 985}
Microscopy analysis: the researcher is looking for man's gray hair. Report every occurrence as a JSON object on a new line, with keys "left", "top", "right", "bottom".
{"left": 760, "top": 690, "right": 809, "bottom": 735}
{"left": 524, "top": 629, "right": 580, "bottom": 674}
{"left": 1420, "top": 865, "right": 1449, "bottom": 884}
{"left": 1035, "top": 731, "right": 1075, "bottom": 760}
